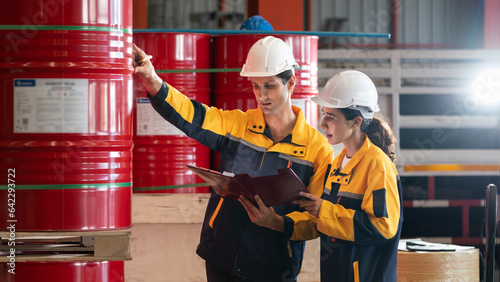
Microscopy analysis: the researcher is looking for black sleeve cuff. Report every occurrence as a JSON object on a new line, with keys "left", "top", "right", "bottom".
{"left": 283, "top": 215, "right": 295, "bottom": 241}
{"left": 146, "top": 81, "right": 168, "bottom": 101}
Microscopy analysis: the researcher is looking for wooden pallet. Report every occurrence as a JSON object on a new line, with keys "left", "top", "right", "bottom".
{"left": 0, "top": 229, "right": 131, "bottom": 262}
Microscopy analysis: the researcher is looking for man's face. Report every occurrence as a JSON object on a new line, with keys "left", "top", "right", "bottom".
{"left": 250, "top": 76, "right": 291, "bottom": 115}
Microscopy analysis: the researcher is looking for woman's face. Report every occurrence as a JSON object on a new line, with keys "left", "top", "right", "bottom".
{"left": 320, "top": 107, "right": 357, "bottom": 145}
{"left": 250, "top": 76, "right": 292, "bottom": 115}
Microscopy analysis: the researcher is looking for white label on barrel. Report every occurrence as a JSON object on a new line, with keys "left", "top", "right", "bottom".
{"left": 13, "top": 79, "right": 89, "bottom": 133}
{"left": 136, "top": 98, "right": 186, "bottom": 136}
{"left": 291, "top": 99, "right": 306, "bottom": 114}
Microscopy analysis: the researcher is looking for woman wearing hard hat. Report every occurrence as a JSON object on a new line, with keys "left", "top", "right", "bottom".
{"left": 240, "top": 70, "right": 402, "bottom": 282}
{"left": 133, "top": 36, "right": 333, "bottom": 282}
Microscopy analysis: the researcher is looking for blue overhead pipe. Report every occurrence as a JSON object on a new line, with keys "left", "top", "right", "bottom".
{"left": 133, "top": 29, "right": 391, "bottom": 39}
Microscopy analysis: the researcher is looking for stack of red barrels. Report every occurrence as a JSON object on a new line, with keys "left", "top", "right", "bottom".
{"left": 0, "top": 0, "right": 133, "bottom": 280}
{"left": 0, "top": 1, "right": 320, "bottom": 279}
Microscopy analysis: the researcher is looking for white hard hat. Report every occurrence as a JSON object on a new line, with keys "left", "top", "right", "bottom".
{"left": 240, "top": 36, "right": 298, "bottom": 77}
{"left": 312, "top": 70, "right": 380, "bottom": 119}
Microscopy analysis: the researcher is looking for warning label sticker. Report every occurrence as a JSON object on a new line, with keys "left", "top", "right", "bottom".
{"left": 13, "top": 79, "right": 89, "bottom": 133}
{"left": 136, "top": 98, "right": 186, "bottom": 136}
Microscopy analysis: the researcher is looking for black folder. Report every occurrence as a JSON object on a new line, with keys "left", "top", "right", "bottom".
{"left": 186, "top": 165, "right": 308, "bottom": 206}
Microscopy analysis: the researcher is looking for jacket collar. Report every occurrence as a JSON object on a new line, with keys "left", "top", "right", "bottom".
{"left": 246, "top": 105, "right": 309, "bottom": 147}
{"left": 334, "top": 136, "right": 374, "bottom": 175}
{"left": 246, "top": 107, "right": 267, "bottom": 134}
{"left": 290, "top": 106, "right": 309, "bottom": 146}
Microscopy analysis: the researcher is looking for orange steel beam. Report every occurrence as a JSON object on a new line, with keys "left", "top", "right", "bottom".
{"left": 219, "top": 0, "right": 226, "bottom": 28}
{"left": 247, "top": 0, "right": 304, "bottom": 31}
{"left": 484, "top": 0, "right": 500, "bottom": 48}
{"left": 133, "top": 0, "right": 148, "bottom": 29}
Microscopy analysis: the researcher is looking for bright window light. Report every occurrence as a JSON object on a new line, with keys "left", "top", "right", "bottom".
{"left": 470, "top": 68, "right": 500, "bottom": 107}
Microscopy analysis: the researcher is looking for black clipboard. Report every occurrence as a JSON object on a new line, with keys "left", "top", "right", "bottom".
{"left": 186, "top": 165, "right": 308, "bottom": 206}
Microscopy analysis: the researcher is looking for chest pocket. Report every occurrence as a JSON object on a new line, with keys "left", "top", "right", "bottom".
{"left": 329, "top": 170, "right": 351, "bottom": 185}
{"left": 322, "top": 168, "right": 360, "bottom": 210}
{"left": 233, "top": 143, "right": 264, "bottom": 173}
{"left": 281, "top": 145, "right": 306, "bottom": 158}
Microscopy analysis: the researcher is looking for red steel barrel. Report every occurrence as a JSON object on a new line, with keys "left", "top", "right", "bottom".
{"left": 0, "top": 261, "right": 124, "bottom": 282}
{"left": 0, "top": 0, "right": 131, "bottom": 280}
{"left": 212, "top": 34, "right": 319, "bottom": 168}
{"left": 132, "top": 31, "right": 211, "bottom": 193}
{"left": 0, "top": 0, "right": 133, "bottom": 231}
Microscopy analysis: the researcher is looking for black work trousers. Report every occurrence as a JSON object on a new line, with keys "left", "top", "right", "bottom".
{"left": 205, "top": 262, "right": 248, "bottom": 282}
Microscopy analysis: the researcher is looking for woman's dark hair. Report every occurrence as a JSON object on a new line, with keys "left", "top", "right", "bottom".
{"left": 340, "top": 108, "right": 397, "bottom": 163}
{"left": 276, "top": 69, "right": 294, "bottom": 85}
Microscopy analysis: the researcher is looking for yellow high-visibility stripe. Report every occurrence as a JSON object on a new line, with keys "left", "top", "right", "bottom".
{"left": 353, "top": 261, "right": 359, "bottom": 282}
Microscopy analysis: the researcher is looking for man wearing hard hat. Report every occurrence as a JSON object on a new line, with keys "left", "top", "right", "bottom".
{"left": 133, "top": 36, "right": 333, "bottom": 281}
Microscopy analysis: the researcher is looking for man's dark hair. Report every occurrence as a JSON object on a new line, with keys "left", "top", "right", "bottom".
{"left": 276, "top": 69, "right": 294, "bottom": 85}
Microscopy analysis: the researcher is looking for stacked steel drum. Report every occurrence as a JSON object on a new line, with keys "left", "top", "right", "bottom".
{"left": 0, "top": 0, "right": 133, "bottom": 280}
{"left": 0, "top": 1, "right": 320, "bottom": 278}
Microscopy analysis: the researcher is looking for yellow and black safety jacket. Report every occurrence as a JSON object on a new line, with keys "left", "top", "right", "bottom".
{"left": 148, "top": 82, "right": 334, "bottom": 281}
{"left": 286, "top": 137, "right": 403, "bottom": 282}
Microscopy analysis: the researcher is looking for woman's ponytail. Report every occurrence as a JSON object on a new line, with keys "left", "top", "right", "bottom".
{"left": 361, "top": 118, "right": 397, "bottom": 162}
{"left": 340, "top": 108, "right": 397, "bottom": 162}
